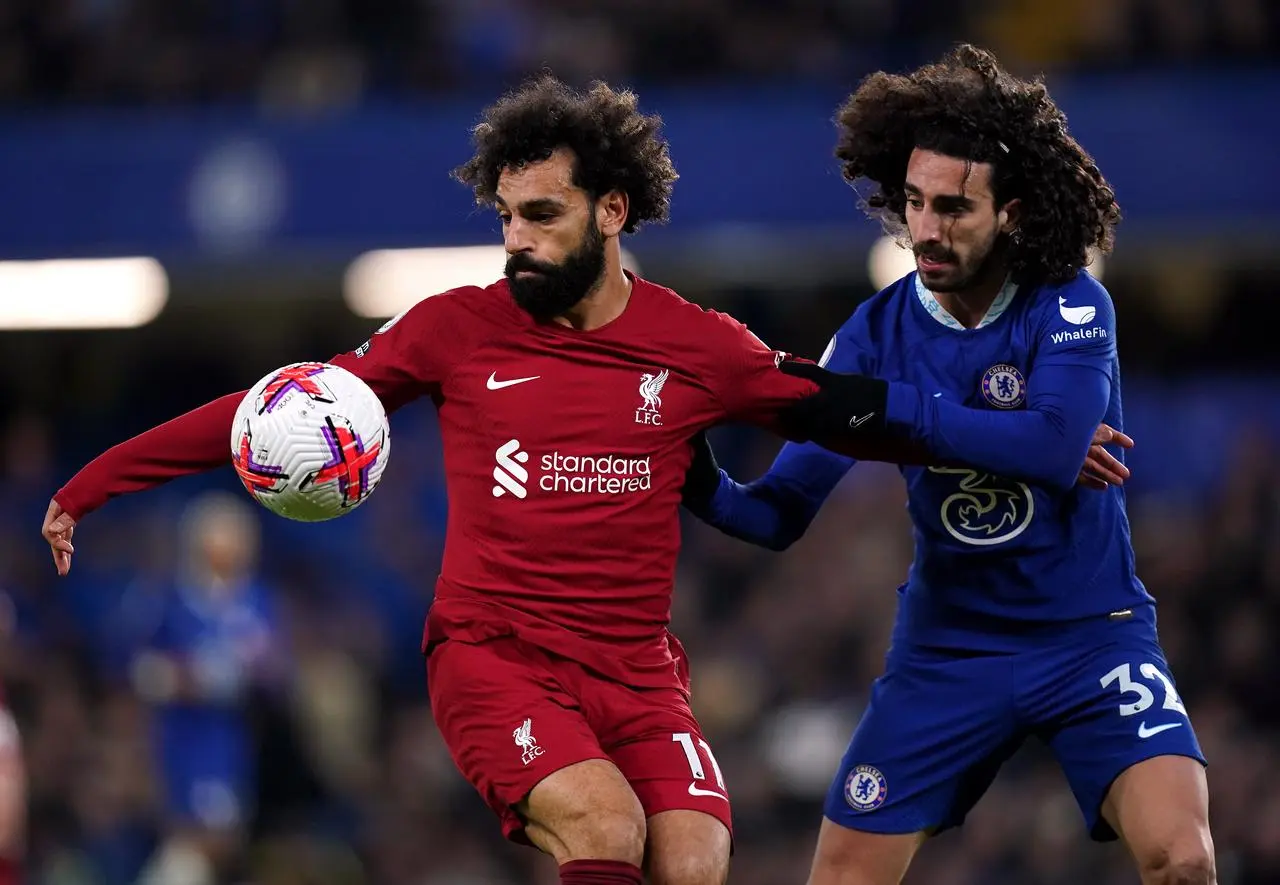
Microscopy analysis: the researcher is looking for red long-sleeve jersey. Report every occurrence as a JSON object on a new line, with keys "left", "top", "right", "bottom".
{"left": 56, "top": 276, "right": 818, "bottom": 688}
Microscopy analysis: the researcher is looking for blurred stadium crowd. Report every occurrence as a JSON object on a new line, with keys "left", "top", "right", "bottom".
{"left": 0, "top": 0, "right": 1275, "bottom": 106}
{"left": 3, "top": 1, "right": 1280, "bottom": 884}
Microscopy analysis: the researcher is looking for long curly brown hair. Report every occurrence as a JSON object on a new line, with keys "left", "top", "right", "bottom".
{"left": 834, "top": 44, "right": 1121, "bottom": 285}
{"left": 453, "top": 75, "right": 678, "bottom": 234}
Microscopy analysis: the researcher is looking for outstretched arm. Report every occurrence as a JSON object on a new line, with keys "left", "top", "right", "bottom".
{"left": 778, "top": 360, "right": 1130, "bottom": 494}
{"left": 776, "top": 280, "right": 1129, "bottom": 493}
{"left": 53, "top": 393, "right": 245, "bottom": 524}
{"left": 883, "top": 362, "right": 1107, "bottom": 492}
{"left": 43, "top": 297, "right": 453, "bottom": 574}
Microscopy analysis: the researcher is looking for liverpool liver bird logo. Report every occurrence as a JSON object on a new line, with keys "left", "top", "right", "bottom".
{"left": 635, "top": 369, "right": 669, "bottom": 426}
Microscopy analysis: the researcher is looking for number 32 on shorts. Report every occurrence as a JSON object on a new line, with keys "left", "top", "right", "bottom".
{"left": 1099, "top": 662, "right": 1188, "bottom": 736}
{"left": 673, "top": 732, "right": 728, "bottom": 799}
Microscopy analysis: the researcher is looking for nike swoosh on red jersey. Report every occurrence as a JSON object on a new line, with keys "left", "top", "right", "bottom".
{"left": 486, "top": 372, "right": 541, "bottom": 390}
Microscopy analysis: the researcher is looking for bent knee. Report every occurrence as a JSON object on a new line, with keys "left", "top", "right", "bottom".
{"left": 1140, "top": 838, "right": 1216, "bottom": 885}
{"left": 545, "top": 808, "right": 646, "bottom": 865}
{"left": 526, "top": 804, "right": 646, "bottom": 865}
{"left": 587, "top": 810, "right": 647, "bottom": 864}
{"left": 520, "top": 761, "right": 647, "bottom": 864}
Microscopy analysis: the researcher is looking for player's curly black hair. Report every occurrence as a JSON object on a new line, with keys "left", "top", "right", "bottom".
{"left": 453, "top": 75, "right": 678, "bottom": 234}
{"left": 834, "top": 44, "right": 1121, "bottom": 285}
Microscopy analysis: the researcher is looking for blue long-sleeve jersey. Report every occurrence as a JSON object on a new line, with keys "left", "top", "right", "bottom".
{"left": 702, "top": 271, "right": 1153, "bottom": 650}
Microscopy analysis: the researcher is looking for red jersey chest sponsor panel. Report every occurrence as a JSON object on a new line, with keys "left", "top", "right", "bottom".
{"left": 430, "top": 287, "right": 732, "bottom": 685}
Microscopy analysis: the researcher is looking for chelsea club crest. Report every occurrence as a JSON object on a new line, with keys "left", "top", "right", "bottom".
{"left": 981, "top": 363, "right": 1026, "bottom": 409}
{"left": 844, "top": 764, "right": 888, "bottom": 812}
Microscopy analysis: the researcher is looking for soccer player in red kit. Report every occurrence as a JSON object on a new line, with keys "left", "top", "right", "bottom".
{"left": 41, "top": 77, "right": 861, "bottom": 885}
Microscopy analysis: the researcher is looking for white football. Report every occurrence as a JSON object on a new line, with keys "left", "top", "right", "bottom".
{"left": 230, "top": 362, "right": 391, "bottom": 522}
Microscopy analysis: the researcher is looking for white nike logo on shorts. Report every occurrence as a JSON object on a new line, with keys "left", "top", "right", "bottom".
{"left": 688, "top": 783, "right": 728, "bottom": 800}
{"left": 487, "top": 372, "right": 541, "bottom": 390}
{"left": 1137, "top": 722, "right": 1183, "bottom": 739}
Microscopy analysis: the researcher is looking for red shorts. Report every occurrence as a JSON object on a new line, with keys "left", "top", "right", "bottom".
{"left": 426, "top": 635, "right": 732, "bottom": 843}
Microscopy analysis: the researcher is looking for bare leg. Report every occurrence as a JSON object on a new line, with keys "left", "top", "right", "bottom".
{"left": 1101, "top": 755, "right": 1215, "bottom": 885}
{"left": 517, "top": 758, "right": 647, "bottom": 868}
{"left": 806, "top": 817, "right": 927, "bottom": 885}
{"left": 645, "top": 809, "right": 731, "bottom": 885}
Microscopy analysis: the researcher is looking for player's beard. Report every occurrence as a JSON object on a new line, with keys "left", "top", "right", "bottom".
{"left": 505, "top": 217, "right": 606, "bottom": 322}
{"left": 916, "top": 229, "right": 1008, "bottom": 293}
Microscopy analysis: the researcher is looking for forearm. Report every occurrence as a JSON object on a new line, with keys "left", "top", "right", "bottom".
{"left": 703, "top": 443, "right": 852, "bottom": 551}
{"left": 885, "top": 366, "right": 1109, "bottom": 491}
{"left": 810, "top": 432, "right": 938, "bottom": 467}
{"left": 703, "top": 472, "right": 798, "bottom": 551}
{"left": 55, "top": 392, "right": 243, "bottom": 520}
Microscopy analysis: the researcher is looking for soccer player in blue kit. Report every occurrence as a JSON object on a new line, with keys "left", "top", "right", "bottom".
{"left": 682, "top": 46, "right": 1215, "bottom": 885}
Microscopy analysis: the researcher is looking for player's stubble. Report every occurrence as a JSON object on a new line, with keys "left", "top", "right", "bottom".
{"left": 505, "top": 215, "right": 607, "bottom": 322}
{"left": 915, "top": 227, "right": 1009, "bottom": 293}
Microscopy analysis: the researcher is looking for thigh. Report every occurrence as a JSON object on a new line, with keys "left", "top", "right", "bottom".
{"left": 583, "top": 676, "right": 734, "bottom": 842}
{"left": 1101, "top": 755, "right": 1215, "bottom": 879}
{"left": 518, "top": 758, "right": 647, "bottom": 866}
{"left": 426, "top": 637, "right": 610, "bottom": 843}
{"left": 1037, "top": 626, "right": 1206, "bottom": 842}
{"left": 823, "top": 650, "right": 1022, "bottom": 837}
{"left": 808, "top": 818, "right": 925, "bottom": 885}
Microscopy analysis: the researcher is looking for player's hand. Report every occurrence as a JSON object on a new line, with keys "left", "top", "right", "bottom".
{"left": 1077, "top": 424, "right": 1134, "bottom": 491}
{"left": 680, "top": 432, "right": 721, "bottom": 516}
{"left": 41, "top": 499, "right": 76, "bottom": 576}
{"left": 779, "top": 360, "right": 888, "bottom": 437}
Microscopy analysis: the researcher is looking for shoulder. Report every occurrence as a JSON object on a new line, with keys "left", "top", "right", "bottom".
{"left": 634, "top": 277, "right": 723, "bottom": 325}
{"left": 397, "top": 280, "right": 525, "bottom": 331}
{"left": 820, "top": 276, "right": 913, "bottom": 366}
{"left": 1026, "top": 270, "right": 1115, "bottom": 327}
{"left": 855, "top": 276, "right": 911, "bottom": 324}
{"left": 1023, "top": 271, "right": 1117, "bottom": 361}
{"left": 359, "top": 280, "right": 525, "bottom": 358}
{"left": 635, "top": 277, "right": 778, "bottom": 349}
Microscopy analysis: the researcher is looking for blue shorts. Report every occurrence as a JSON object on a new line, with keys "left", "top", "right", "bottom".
{"left": 824, "top": 609, "right": 1205, "bottom": 841}
{"left": 157, "top": 727, "right": 253, "bottom": 830}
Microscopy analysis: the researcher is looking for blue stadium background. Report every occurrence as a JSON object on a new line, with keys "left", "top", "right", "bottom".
{"left": 2, "top": 2, "right": 1279, "bottom": 883}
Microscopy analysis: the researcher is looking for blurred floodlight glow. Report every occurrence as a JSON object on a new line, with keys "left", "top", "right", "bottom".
{"left": 344, "top": 247, "right": 503, "bottom": 318}
{"left": 0, "top": 257, "right": 168, "bottom": 329}
{"left": 869, "top": 236, "right": 1108, "bottom": 291}
{"left": 344, "top": 245, "right": 642, "bottom": 318}
{"left": 867, "top": 236, "right": 918, "bottom": 291}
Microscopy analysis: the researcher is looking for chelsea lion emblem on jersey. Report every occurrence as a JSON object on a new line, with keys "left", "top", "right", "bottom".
{"left": 981, "top": 363, "right": 1026, "bottom": 409}
{"left": 845, "top": 764, "right": 888, "bottom": 812}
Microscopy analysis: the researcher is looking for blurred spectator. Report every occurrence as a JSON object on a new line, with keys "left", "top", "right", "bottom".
{"left": 129, "top": 492, "right": 285, "bottom": 885}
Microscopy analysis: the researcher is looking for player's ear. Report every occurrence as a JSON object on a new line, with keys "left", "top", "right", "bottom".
{"left": 596, "top": 189, "right": 628, "bottom": 238}
{"left": 997, "top": 198, "right": 1021, "bottom": 235}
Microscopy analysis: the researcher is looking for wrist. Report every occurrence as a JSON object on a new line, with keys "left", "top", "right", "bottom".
{"left": 885, "top": 382, "right": 923, "bottom": 432}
